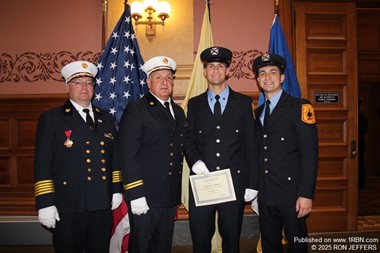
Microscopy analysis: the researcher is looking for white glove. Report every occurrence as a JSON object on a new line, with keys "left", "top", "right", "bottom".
{"left": 244, "top": 188, "right": 258, "bottom": 202}
{"left": 252, "top": 197, "right": 259, "bottom": 216}
{"left": 130, "top": 197, "right": 150, "bottom": 215}
{"left": 111, "top": 193, "right": 123, "bottom": 210}
{"left": 38, "top": 205, "right": 60, "bottom": 228}
{"left": 192, "top": 160, "right": 210, "bottom": 176}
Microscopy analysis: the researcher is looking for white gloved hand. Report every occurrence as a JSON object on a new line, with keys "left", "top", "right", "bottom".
{"left": 191, "top": 160, "right": 210, "bottom": 176}
{"left": 251, "top": 197, "right": 259, "bottom": 216}
{"left": 130, "top": 197, "right": 150, "bottom": 215}
{"left": 111, "top": 193, "right": 123, "bottom": 210}
{"left": 38, "top": 205, "right": 60, "bottom": 228}
{"left": 244, "top": 188, "right": 258, "bottom": 202}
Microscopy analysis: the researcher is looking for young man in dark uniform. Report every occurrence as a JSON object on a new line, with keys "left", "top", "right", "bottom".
{"left": 34, "top": 61, "right": 123, "bottom": 253}
{"left": 185, "top": 46, "right": 259, "bottom": 253}
{"left": 253, "top": 53, "right": 319, "bottom": 253}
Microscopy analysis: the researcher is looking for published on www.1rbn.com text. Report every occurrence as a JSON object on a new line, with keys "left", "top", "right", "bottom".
{"left": 294, "top": 236, "right": 379, "bottom": 252}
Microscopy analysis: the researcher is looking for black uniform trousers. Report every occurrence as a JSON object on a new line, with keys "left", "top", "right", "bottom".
{"left": 127, "top": 205, "right": 177, "bottom": 253}
{"left": 53, "top": 209, "right": 112, "bottom": 253}
{"left": 259, "top": 203, "right": 309, "bottom": 253}
{"left": 189, "top": 192, "right": 245, "bottom": 253}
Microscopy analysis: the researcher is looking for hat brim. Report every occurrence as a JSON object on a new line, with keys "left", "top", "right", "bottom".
{"left": 203, "top": 57, "right": 231, "bottom": 66}
{"left": 254, "top": 63, "right": 285, "bottom": 73}
{"left": 66, "top": 72, "right": 95, "bottom": 83}
{"left": 148, "top": 66, "right": 175, "bottom": 76}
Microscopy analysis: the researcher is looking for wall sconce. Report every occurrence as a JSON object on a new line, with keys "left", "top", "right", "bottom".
{"left": 130, "top": 0, "right": 171, "bottom": 39}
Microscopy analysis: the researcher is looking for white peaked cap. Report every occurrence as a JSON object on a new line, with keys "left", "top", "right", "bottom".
{"left": 142, "top": 56, "right": 176, "bottom": 77}
{"left": 61, "top": 61, "right": 98, "bottom": 83}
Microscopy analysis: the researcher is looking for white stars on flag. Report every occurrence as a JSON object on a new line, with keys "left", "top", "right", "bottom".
{"left": 92, "top": 5, "right": 148, "bottom": 127}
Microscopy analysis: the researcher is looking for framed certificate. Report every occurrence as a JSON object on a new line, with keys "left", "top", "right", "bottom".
{"left": 190, "top": 169, "right": 236, "bottom": 206}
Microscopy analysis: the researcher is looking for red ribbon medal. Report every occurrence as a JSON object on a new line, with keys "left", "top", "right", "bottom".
{"left": 64, "top": 130, "right": 73, "bottom": 148}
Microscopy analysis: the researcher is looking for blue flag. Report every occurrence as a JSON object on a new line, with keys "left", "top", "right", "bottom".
{"left": 93, "top": 4, "right": 148, "bottom": 127}
{"left": 258, "top": 14, "right": 301, "bottom": 106}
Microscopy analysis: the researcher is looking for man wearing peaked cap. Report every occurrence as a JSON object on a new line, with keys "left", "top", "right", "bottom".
{"left": 185, "top": 46, "right": 259, "bottom": 253}
{"left": 119, "top": 55, "right": 186, "bottom": 253}
{"left": 142, "top": 56, "right": 176, "bottom": 77}
{"left": 34, "top": 60, "right": 123, "bottom": 253}
{"left": 61, "top": 60, "right": 98, "bottom": 83}
{"left": 200, "top": 46, "right": 233, "bottom": 67}
{"left": 252, "top": 53, "right": 319, "bottom": 253}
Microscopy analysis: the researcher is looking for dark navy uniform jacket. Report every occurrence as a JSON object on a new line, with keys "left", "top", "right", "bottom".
{"left": 119, "top": 92, "right": 187, "bottom": 207}
{"left": 185, "top": 88, "right": 259, "bottom": 201}
{"left": 34, "top": 100, "right": 122, "bottom": 213}
{"left": 255, "top": 91, "right": 319, "bottom": 206}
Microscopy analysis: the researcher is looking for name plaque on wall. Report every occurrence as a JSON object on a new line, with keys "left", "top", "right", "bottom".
{"left": 315, "top": 92, "right": 339, "bottom": 104}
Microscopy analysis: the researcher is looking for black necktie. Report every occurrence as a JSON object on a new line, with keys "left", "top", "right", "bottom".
{"left": 164, "top": 102, "right": 173, "bottom": 118}
{"left": 83, "top": 109, "right": 94, "bottom": 129}
{"left": 264, "top": 100, "right": 271, "bottom": 128}
{"left": 214, "top": 95, "right": 221, "bottom": 118}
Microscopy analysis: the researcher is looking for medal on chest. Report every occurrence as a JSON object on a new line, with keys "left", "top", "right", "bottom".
{"left": 64, "top": 130, "right": 73, "bottom": 148}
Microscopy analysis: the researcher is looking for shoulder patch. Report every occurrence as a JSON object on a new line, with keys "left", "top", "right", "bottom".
{"left": 301, "top": 104, "right": 316, "bottom": 124}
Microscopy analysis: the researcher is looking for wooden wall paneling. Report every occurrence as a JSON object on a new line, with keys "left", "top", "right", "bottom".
{"left": 295, "top": 2, "right": 358, "bottom": 232}
{"left": 0, "top": 94, "right": 67, "bottom": 215}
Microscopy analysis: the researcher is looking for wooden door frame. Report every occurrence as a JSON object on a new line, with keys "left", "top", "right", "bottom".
{"left": 277, "top": 0, "right": 380, "bottom": 54}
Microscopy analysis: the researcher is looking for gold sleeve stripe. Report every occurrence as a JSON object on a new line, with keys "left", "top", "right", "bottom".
{"left": 112, "top": 170, "right": 123, "bottom": 183}
{"left": 34, "top": 180, "right": 55, "bottom": 197}
{"left": 124, "top": 180, "right": 144, "bottom": 190}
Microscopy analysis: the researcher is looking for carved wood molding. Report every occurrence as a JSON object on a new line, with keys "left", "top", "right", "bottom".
{"left": 0, "top": 51, "right": 100, "bottom": 83}
{"left": 231, "top": 50, "right": 263, "bottom": 80}
{"left": 0, "top": 50, "right": 263, "bottom": 83}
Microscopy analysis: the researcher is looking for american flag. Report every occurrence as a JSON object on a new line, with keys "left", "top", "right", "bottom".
{"left": 93, "top": 4, "right": 148, "bottom": 127}
{"left": 93, "top": 4, "right": 148, "bottom": 253}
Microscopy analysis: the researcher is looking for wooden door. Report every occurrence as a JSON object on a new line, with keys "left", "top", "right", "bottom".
{"left": 295, "top": 2, "right": 358, "bottom": 232}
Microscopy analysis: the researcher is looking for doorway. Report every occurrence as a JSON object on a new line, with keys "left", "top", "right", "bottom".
{"left": 357, "top": 8, "right": 380, "bottom": 220}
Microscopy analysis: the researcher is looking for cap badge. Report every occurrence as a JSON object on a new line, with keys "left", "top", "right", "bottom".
{"left": 211, "top": 47, "right": 219, "bottom": 55}
{"left": 82, "top": 63, "right": 88, "bottom": 69}
{"left": 162, "top": 58, "right": 168, "bottom": 64}
{"left": 261, "top": 53, "right": 270, "bottom": 62}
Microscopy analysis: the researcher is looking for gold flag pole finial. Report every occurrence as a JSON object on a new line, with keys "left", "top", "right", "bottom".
{"left": 102, "top": 0, "right": 108, "bottom": 48}
{"left": 275, "top": 0, "right": 279, "bottom": 15}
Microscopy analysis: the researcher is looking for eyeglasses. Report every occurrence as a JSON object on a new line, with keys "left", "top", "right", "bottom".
{"left": 69, "top": 80, "right": 94, "bottom": 87}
